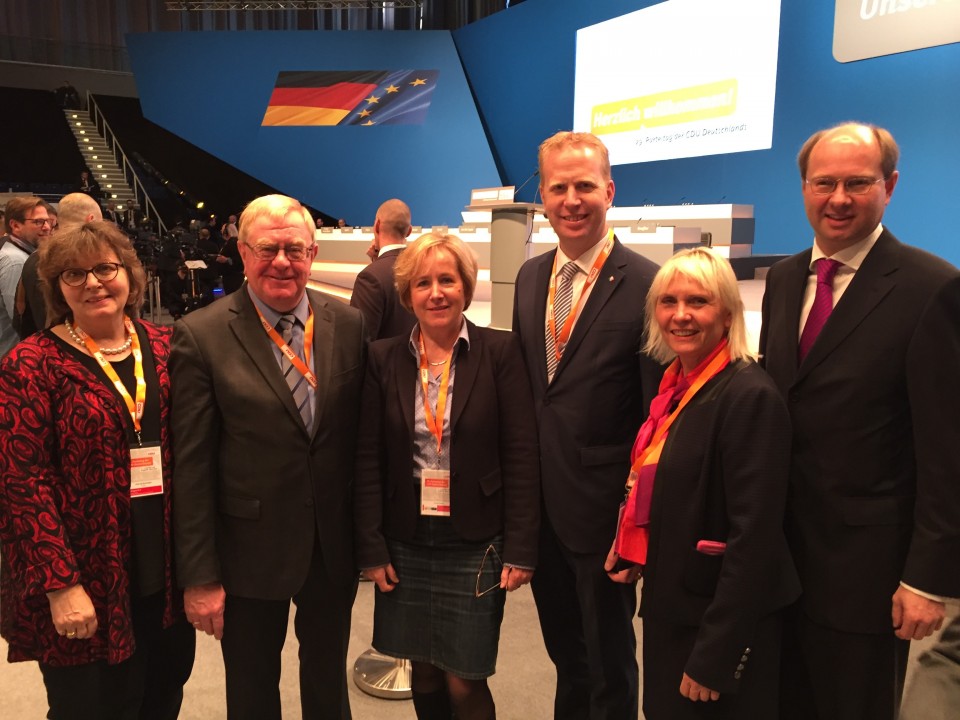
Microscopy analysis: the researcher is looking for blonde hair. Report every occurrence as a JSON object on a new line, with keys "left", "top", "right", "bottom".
{"left": 393, "top": 232, "right": 478, "bottom": 312}
{"left": 538, "top": 131, "right": 612, "bottom": 182}
{"left": 643, "top": 247, "right": 752, "bottom": 364}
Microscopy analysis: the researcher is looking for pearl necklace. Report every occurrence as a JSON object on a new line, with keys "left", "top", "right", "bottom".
{"left": 65, "top": 319, "right": 133, "bottom": 355}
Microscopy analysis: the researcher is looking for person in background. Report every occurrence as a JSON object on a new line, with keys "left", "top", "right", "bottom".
{"left": 0, "top": 196, "right": 53, "bottom": 356}
{"left": 214, "top": 214, "right": 244, "bottom": 294}
{"left": 16, "top": 192, "right": 102, "bottom": 337}
{"left": 78, "top": 170, "right": 102, "bottom": 204}
{"left": 0, "top": 221, "right": 195, "bottom": 719}
{"left": 355, "top": 232, "right": 539, "bottom": 720}
{"left": 610, "top": 247, "right": 799, "bottom": 718}
{"left": 350, "top": 198, "right": 416, "bottom": 340}
{"left": 760, "top": 122, "right": 960, "bottom": 719}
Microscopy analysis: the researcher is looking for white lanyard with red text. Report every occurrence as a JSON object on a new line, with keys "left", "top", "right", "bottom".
{"left": 547, "top": 230, "right": 614, "bottom": 362}
{"left": 255, "top": 306, "right": 318, "bottom": 390}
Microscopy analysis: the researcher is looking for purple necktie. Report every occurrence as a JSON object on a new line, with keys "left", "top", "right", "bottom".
{"left": 798, "top": 258, "right": 843, "bottom": 362}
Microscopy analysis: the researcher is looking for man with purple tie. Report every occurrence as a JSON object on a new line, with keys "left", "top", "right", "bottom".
{"left": 760, "top": 122, "right": 960, "bottom": 720}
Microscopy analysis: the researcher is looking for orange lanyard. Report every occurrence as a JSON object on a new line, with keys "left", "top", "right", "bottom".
{"left": 255, "top": 306, "right": 318, "bottom": 390}
{"left": 74, "top": 316, "right": 146, "bottom": 444}
{"left": 418, "top": 332, "right": 453, "bottom": 456}
{"left": 629, "top": 347, "right": 731, "bottom": 475}
{"left": 547, "top": 230, "right": 614, "bottom": 361}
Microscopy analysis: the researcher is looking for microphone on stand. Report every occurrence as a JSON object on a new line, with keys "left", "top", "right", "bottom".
{"left": 513, "top": 169, "right": 540, "bottom": 200}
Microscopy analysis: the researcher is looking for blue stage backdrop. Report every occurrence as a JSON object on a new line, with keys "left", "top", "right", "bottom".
{"left": 127, "top": 30, "right": 500, "bottom": 227}
{"left": 453, "top": 0, "right": 960, "bottom": 264}
{"left": 130, "top": 3, "right": 960, "bottom": 264}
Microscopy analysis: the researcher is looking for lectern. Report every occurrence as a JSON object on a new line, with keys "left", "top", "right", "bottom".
{"left": 468, "top": 201, "right": 542, "bottom": 329}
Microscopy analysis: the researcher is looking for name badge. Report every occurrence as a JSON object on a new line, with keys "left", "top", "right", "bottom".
{"left": 420, "top": 468, "right": 451, "bottom": 517}
{"left": 130, "top": 443, "right": 163, "bottom": 498}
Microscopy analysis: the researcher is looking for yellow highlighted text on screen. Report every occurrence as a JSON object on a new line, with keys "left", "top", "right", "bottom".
{"left": 591, "top": 79, "right": 738, "bottom": 136}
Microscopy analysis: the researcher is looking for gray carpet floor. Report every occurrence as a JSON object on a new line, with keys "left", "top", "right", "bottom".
{"left": 2, "top": 580, "right": 954, "bottom": 718}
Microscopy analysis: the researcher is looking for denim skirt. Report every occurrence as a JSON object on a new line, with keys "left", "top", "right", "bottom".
{"left": 373, "top": 515, "right": 506, "bottom": 679}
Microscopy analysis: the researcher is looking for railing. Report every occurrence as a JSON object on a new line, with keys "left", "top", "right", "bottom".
{"left": 0, "top": 35, "right": 129, "bottom": 73}
{"left": 86, "top": 91, "right": 168, "bottom": 235}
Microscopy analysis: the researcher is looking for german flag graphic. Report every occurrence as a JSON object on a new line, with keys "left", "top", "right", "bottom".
{"left": 262, "top": 70, "right": 439, "bottom": 126}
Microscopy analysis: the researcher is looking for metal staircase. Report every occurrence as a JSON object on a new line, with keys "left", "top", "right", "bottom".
{"left": 63, "top": 108, "right": 137, "bottom": 208}
{"left": 61, "top": 94, "right": 167, "bottom": 234}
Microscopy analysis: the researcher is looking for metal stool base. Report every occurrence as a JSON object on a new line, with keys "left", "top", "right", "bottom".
{"left": 352, "top": 648, "right": 412, "bottom": 699}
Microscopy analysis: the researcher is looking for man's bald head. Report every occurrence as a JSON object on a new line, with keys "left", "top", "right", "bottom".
{"left": 375, "top": 199, "right": 412, "bottom": 243}
{"left": 57, "top": 193, "right": 103, "bottom": 231}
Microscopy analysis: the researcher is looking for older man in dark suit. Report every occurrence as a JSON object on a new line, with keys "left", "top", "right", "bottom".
{"left": 760, "top": 122, "right": 960, "bottom": 720}
{"left": 349, "top": 198, "right": 416, "bottom": 341}
{"left": 170, "top": 194, "right": 366, "bottom": 720}
{"left": 512, "top": 131, "right": 661, "bottom": 720}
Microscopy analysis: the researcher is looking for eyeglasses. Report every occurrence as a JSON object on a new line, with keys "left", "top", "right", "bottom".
{"left": 804, "top": 177, "right": 885, "bottom": 195}
{"left": 24, "top": 218, "right": 53, "bottom": 227}
{"left": 475, "top": 544, "right": 504, "bottom": 598}
{"left": 243, "top": 242, "right": 314, "bottom": 263}
{"left": 60, "top": 262, "right": 124, "bottom": 287}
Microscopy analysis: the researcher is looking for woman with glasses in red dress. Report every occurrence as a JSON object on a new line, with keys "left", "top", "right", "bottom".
{"left": 0, "top": 221, "right": 194, "bottom": 719}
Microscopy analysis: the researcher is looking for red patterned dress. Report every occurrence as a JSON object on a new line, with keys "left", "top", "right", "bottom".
{"left": 0, "top": 321, "right": 183, "bottom": 666}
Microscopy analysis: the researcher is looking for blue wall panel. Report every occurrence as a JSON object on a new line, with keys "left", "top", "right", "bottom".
{"left": 129, "top": 3, "right": 960, "bottom": 264}
{"left": 454, "top": 1, "right": 960, "bottom": 264}
{"left": 127, "top": 30, "right": 500, "bottom": 227}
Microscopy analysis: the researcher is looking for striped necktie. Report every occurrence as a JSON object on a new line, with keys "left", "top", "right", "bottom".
{"left": 277, "top": 314, "right": 313, "bottom": 431}
{"left": 546, "top": 261, "right": 581, "bottom": 382}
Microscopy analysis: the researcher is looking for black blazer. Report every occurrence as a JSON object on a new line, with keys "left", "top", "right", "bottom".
{"left": 760, "top": 229, "right": 960, "bottom": 633}
{"left": 640, "top": 360, "right": 800, "bottom": 694}
{"left": 353, "top": 320, "right": 540, "bottom": 569}
{"left": 512, "top": 238, "right": 662, "bottom": 553}
{"left": 170, "top": 285, "right": 366, "bottom": 600}
{"left": 350, "top": 248, "right": 416, "bottom": 341}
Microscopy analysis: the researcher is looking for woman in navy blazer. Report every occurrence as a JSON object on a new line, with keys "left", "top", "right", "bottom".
{"left": 354, "top": 232, "right": 539, "bottom": 720}
{"left": 609, "top": 248, "right": 800, "bottom": 719}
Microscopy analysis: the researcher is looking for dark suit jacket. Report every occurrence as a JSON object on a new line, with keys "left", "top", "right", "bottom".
{"left": 354, "top": 320, "right": 540, "bottom": 568}
{"left": 350, "top": 248, "right": 416, "bottom": 341}
{"left": 13, "top": 251, "right": 45, "bottom": 337}
{"left": 640, "top": 360, "right": 800, "bottom": 694}
{"left": 170, "top": 285, "right": 366, "bottom": 600}
{"left": 512, "top": 238, "right": 662, "bottom": 554}
{"left": 760, "top": 229, "right": 960, "bottom": 633}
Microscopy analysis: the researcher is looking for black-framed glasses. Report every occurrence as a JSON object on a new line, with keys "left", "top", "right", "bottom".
{"left": 804, "top": 176, "right": 885, "bottom": 195}
{"left": 475, "top": 544, "right": 504, "bottom": 598}
{"left": 24, "top": 218, "right": 53, "bottom": 227}
{"left": 60, "top": 262, "right": 124, "bottom": 287}
{"left": 243, "top": 241, "right": 314, "bottom": 263}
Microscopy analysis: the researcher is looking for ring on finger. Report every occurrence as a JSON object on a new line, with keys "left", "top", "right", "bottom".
{"left": 66, "top": 630, "right": 77, "bottom": 638}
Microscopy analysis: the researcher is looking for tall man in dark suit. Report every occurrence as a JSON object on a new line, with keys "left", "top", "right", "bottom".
{"left": 760, "top": 122, "right": 960, "bottom": 720}
{"left": 349, "top": 198, "right": 416, "bottom": 340}
{"left": 170, "top": 194, "right": 366, "bottom": 720}
{"left": 512, "top": 131, "right": 661, "bottom": 719}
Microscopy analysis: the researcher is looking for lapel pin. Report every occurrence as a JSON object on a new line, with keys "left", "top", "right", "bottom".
{"left": 608, "top": 275, "right": 614, "bottom": 282}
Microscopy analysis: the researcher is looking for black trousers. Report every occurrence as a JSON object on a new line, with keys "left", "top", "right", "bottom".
{"left": 220, "top": 546, "right": 358, "bottom": 720}
{"left": 40, "top": 592, "right": 196, "bottom": 720}
{"left": 531, "top": 514, "right": 639, "bottom": 720}
{"left": 779, "top": 605, "right": 910, "bottom": 720}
